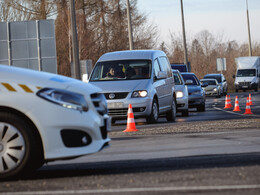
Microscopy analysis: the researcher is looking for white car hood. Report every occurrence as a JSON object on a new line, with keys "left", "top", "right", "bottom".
{"left": 0, "top": 65, "right": 100, "bottom": 95}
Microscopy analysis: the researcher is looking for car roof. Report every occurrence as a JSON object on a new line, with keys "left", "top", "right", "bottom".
{"left": 204, "top": 73, "right": 222, "bottom": 76}
{"left": 201, "top": 78, "right": 217, "bottom": 81}
{"left": 181, "top": 72, "right": 195, "bottom": 75}
{"left": 97, "top": 50, "right": 166, "bottom": 62}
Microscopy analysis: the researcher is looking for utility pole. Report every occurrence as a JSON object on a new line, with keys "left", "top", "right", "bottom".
{"left": 180, "top": 0, "right": 189, "bottom": 70}
{"left": 246, "top": 0, "right": 252, "bottom": 56}
{"left": 126, "top": 0, "right": 134, "bottom": 50}
{"left": 69, "top": 0, "right": 81, "bottom": 79}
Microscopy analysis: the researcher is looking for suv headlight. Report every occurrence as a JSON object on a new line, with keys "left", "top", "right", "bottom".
{"left": 131, "top": 90, "right": 148, "bottom": 98}
{"left": 176, "top": 91, "right": 184, "bottom": 98}
{"left": 37, "top": 88, "right": 88, "bottom": 112}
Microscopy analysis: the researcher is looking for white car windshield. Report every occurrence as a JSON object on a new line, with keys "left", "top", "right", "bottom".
{"left": 90, "top": 60, "right": 151, "bottom": 81}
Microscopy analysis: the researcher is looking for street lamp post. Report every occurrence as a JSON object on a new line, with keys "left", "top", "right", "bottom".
{"left": 246, "top": 0, "right": 252, "bottom": 56}
{"left": 180, "top": 0, "right": 189, "bottom": 70}
{"left": 126, "top": 0, "right": 134, "bottom": 50}
{"left": 69, "top": 0, "right": 81, "bottom": 79}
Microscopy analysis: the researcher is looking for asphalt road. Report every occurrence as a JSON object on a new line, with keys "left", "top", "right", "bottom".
{"left": 0, "top": 91, "right": 259, "bottom": 195}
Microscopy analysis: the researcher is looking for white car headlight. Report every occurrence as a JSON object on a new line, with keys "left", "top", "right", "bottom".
{"left": 131, "top": 90, "right": 148, "bottom": 98}
{"left": 213, "top": 88, "right": 217, "bottom": 91}
{"left": 37, "top": 88, "right": 88, "bottom": 112}
{"left": 176, "top": 91, "right": 184, "bottom": 98}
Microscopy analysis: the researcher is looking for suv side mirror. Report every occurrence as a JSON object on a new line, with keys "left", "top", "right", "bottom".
{"left": 201, "top": 82, "right": 208, "bottom": 88}
{"left": 156, "top": 71, "right": 167, "bottom": 80}
{"left": 82, "top": 74, "right": 89, "bottom": 83}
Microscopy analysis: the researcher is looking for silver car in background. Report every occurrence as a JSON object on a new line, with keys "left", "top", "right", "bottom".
{"left": 172, "top": 69, "right": 189, "bottom": 116}
{"left": 89, "top": 50, "right": 176, "bottom": 124}
{"left": 200, "top": 79, "right": 221, "bottom": 98}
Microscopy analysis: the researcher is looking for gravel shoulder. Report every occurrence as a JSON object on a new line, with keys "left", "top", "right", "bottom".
{"left": 109, "top": 118, "right": 260, "bottom": 137}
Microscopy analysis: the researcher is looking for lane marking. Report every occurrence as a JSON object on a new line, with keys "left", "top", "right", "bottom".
{"left": 1, "top": 185, "right": 260, "bottom": 194}
{"left": 213, "top": 106, "right": 260, "bottom": 118}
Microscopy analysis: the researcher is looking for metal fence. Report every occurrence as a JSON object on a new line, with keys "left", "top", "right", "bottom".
{"left": 0, "top": 20, "right": 57, "bottom": 73}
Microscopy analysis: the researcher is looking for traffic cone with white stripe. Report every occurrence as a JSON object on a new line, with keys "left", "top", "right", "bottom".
{"left": 123, "top": 104, "right": 139, "bottom": 132}
{"left": 224, "top": 95, "right": 232, "bottom": 109}
{"left": 244, "top": 97, "right": 253, "bottom": 115}
{"left": 249, "top": 94, "right": 253, "bottom": 105}
{"left": 233, "top": 96, "right": 241, "bottom": 112}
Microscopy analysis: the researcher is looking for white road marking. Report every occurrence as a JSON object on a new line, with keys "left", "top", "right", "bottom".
{"left": 213, "top": 106, "right": 260, "bottom": 117}
{"left": 1, "top": 185, "right": 260, "bottom": 194}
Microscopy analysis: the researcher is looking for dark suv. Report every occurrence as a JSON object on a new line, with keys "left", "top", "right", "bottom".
{"left": 203, "top": 74, "right": 227, "bottom": 96}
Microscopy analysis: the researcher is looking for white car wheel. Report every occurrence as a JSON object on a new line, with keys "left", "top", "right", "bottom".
{"left": 0, "top": 123, "right": 25, "bottom": 174}
{"left": 0, "top": 113, "right": 43, "bottom": 180}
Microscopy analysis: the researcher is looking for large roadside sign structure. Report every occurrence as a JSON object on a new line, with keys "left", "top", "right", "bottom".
{"left": 0, "top": 20, "right": 57, "bottom": 73}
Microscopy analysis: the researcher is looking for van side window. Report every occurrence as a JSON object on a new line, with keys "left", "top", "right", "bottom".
{"left": 153, "top": 59, "right": 160, "bottom": 78}
{"left": 159, "top": 57, "right": 172, "bottom": 77}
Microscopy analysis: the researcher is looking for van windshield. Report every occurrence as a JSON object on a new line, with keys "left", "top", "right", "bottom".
{"left": 237, "top": 69, "right": 256, "bottom": 77}
{"left": 90, "top": 60, "right": 151, "bottom": 81}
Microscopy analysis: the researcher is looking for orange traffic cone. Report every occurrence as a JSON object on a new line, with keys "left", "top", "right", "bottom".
{"left": 224, "top": 95, "right": 232, "bottom": 109}
{"left": 233, "top": 96, "right": 241, "bottom": 111}
{"left": 244, "top": 97, "right": 253, "bottom": 115}
{"left": 123, "top": 104, "right": 139, "bottom": 132}
{"left": 249, "top": 94, "right": 253, "bottom": 105}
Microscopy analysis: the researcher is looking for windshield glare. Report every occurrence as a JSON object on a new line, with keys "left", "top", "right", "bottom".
{"left": 237, "top": 69, "right": 256, "bottom": 77}
{"left": 182, "top": 74, "right": 200, "bottom": 86}
{"left": 90, "top": 60, "right": 151, "bottom": 81}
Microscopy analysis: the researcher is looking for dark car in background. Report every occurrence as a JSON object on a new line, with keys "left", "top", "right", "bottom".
{"left": 171, "top": 64, "right": 188, "bottom": 72}
{"left": 181, "top": 72, "right": 207, "bottom": 112}
{"left": 203, "top": 73, "right": 227, "bottom": 96}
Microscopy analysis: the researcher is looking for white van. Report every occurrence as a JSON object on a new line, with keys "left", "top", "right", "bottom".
{"left": 89, "top": 50, "right": 176, "bottom": 123}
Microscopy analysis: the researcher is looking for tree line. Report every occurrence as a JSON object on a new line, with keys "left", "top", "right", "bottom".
{"left": 1, "top": 0, "right": 260, "bottom": 90}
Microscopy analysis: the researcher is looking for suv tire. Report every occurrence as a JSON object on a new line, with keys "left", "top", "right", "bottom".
{"left": 146, "top": 99, "right": 159, "bottom": 124}
{"left": 166, "top": 98, "right": 176, "bottom": 122}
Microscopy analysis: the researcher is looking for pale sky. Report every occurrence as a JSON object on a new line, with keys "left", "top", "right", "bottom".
{"left": 137, "top": 0, "right": 260, "bottom": 44}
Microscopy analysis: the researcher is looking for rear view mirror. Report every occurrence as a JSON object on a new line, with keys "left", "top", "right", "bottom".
{"left": 185, "top": 80, "right": 193, "bottom": 85}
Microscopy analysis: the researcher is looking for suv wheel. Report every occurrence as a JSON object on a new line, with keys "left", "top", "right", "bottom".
{"left": 0, "top": 112, "right": 43, "bottom": 180}
{"left": 146, "top": 99, "right": 159, "bottom": 124}
{"left": 166, "top": 98, "right": 176, "bottom": 122}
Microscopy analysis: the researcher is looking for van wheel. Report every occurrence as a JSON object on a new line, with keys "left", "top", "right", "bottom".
{"left": 0, "top": 112, "right": 43, "bottom": 180}
{"left": 166, "top": 98, "right": 176, "bottom": 122}
{"left": 146, "top": 99, "right": 159, "bottom": 124}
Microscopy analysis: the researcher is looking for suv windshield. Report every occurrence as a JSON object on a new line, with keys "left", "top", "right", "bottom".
{"left": 201, "top": 80, "right": 217, "bottom": 85}
{"left": 237, "top": 69, "right": 256, "bottom": 77}
{"left": 90, "top": 60, "right": 151, "bottom": 81}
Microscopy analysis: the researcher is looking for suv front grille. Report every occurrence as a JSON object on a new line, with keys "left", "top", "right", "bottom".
{"left": 90, "top": 93, "right": 108, "bottom": 115}
{"left": 104, "top": 92, "right": 129, "bottom": 100}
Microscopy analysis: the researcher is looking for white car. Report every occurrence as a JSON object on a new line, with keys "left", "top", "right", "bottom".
{"left": 172, "top": 69, "right": 189, "bottom": 116}
{"left": 0, "top": 65, "right": 110, "bottom": 179}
